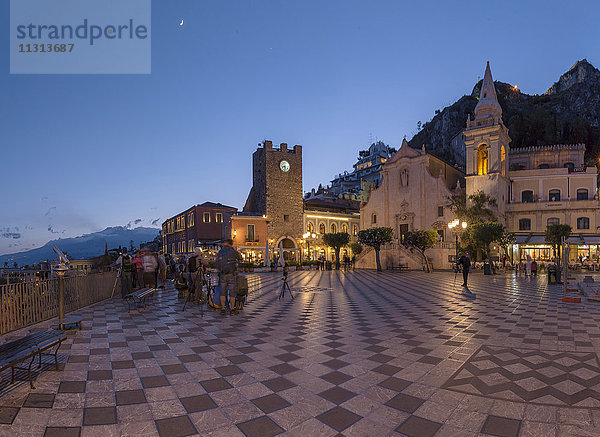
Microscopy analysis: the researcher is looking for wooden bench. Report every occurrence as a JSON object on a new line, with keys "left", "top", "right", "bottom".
{"left": 0, "top": 330, "right": 66, "bottom": 389}
{"left": 124, "top": 288, "right": 156, "bottom": 311}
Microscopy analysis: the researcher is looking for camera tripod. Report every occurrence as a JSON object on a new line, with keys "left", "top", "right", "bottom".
{"left": 279, "top": 271, "right": 294, "bottom": 300}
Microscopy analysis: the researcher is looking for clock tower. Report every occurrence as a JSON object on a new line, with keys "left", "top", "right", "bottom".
{"left": 243, "top": 140, "right": 304, "bottom": 250}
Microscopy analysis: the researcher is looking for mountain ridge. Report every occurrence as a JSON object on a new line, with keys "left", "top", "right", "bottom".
{"left": 0, "top": 226, "right": 159, "bottom": 267}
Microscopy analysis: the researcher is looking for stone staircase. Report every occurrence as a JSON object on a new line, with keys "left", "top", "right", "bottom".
{"left": 355, "top": 240, "right": 426, "bottom": 270}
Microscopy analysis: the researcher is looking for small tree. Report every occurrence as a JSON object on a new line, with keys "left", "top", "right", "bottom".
{"left": 448, "top": 190, "right": 498, "bottom": 260}
{"left": 545, "top": 224, "right": 572, "bottom": 265}
{"left": 471, "top": 222, "right": 505, "bottom": 274}
{"left": 497, "top": 230, "right": 516, "bottom": 264}
{"left": 358, "top": 227, "right": 393, "bottom": 272}
{"left": 323, "top": 232, "right": 350, "bottom": 270}
{"left": 348, "top": 242, "right": 363, "bottom": 257}
{"left": 403, "top": 230, "right": 438, "bottom": 272}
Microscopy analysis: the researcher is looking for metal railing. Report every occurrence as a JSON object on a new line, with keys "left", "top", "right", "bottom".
{"left": 0, "top": 271, "right": 119, "bottom": 335}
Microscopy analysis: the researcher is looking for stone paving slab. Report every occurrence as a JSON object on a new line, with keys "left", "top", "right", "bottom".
{"left": 1, "top": 271, "right": 600, "bottom": 436}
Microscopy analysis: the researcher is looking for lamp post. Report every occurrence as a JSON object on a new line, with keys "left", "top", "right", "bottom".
{"left": 448, "top": 219, "right": 468, "bottom": 262}
{"left": 302, "top": 232, "right": 317, "bottom": 261}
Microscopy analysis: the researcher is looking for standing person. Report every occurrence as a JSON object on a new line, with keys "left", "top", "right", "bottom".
{"left": 174, "top": 264, "right": 189, "bottom": 299}
{"left": 351, "top": 254, "right": 356, "bottom": 271}
{"left": 115, "top": 248, "right": 133, "bottom": 298}
{"left": 142, "top": 249, "right": 158, "bottom": 288}
{"left": 168, "top": 255, "right": 176, "bottom": 276}
{"left": 457, "top": 252, "right": 471, "bottom": 287}
{"left": 526, "top": 254, "right": 532, "bottom": 276}
{"left": 189, "top": 248, "right": 208, "bottom": 304}
{"left": 531, "top": 258, "right": 538, "bottom": 276}
{"left": 132, "top": 251, "right": 144, "bottom": 289}
{"left": 156, "top": 253, "right": 167, "bottom": 289}
{"left": 215, "top": 239, "right": 242, "bottom": 315}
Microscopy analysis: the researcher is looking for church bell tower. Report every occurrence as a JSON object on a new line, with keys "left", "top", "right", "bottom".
{"left": 464, "top": 61, "right": 511, "bottom": 215}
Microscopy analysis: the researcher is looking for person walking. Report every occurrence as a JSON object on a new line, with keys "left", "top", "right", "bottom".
{"left": 215, "top": 239, "right": 242, "bottom": 315}
{"left": 457, "top": 252, "right": 471, "bottom": 287}
{"left": 115, "top": 248, "right": 133, "bottom": 298}
{"left": 526, "top": 254, "right": 532, "bottom": 276}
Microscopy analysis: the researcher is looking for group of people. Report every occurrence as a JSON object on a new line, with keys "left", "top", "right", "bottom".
{"left": 317, "top": 255, "right": 356, "bottom": 271}
{"left": 516, "top": 254, "right": 538, "bottom": 276}
{"left": 155, "top": 239, "right": 244, "bottom": 316}
{"left": 115, "top": 248, "right": 167, "bottom": 298}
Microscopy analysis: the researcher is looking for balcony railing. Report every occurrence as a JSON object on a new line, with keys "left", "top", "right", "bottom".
{"left": 0, "top": 271, "right": 119, "bottom": 335}
{"left": 509, "top": 196, "right": 597, "bottom": 205}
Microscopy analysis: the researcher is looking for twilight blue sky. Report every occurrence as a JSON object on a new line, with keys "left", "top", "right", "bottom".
{"left": 1, "top": 0, "right": 599, "bottom": 255}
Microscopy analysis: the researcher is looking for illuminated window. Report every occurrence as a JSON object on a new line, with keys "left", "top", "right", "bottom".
{"left": 331, "top": 223, "right": 337, "bottom": 233}
{"left": 519, "top": 219, "right": 531, "bottom": 231}
{"left": 341, "top": 223, "right": 348, "bottom": 233}
{"left": 319, "top": 223, "right": 326, "bottom": 234}
{"left": 188, "top": 213, "right": 194, "bottom": 227}
{"left": 189, "top": 239, "right": 194, "bottom": 252}
{"left": 500, "top": 145, "right": 506, "bottom": 176}
{"left": 547, "top": 217, "right": 559, "bottom": 226}
{"left": 577, "top": 217, "right": 590, "bottom": 230}
{"left": 307, "top": 222, "right": 314, "bottom": 233}
{"left": 477, "top": 144, "right": 488, "bottom": 175}
{"left": 216, "top": 213, "right": 223, "bottom": 223}
{"left": 203, "top": 212, "right": 210, "bottom": 223}
{"left": 353, "top": 225, "right": 358, "bottom": 236}
{"left": 577, "top": 189, "right": 589, "bottom": 200}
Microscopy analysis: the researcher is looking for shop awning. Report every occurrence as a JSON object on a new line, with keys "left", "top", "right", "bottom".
{"left": 566, "top": 236, "right": 585, "bottom": 244}
{"left": 583, "top": 236, "right": 600, "bottom": 245}
{"left": 527, "top": 236, "right": 548, "bottom": 244}
{"left": 515, "top": 235, "right": 530, "bottom": 244}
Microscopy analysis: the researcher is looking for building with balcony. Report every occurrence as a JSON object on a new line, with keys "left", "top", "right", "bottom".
{"left": 329, "top": 141, "right": 394, "bottom": 201}
{"left": 230, "top": 213, "right": 268, "bottom": 263}
{"left": 302, "top": 196, "right": 361, "bottom": 262}
{"left": 162, "top": 202, "right": 237, "bottom": 256}
{"left": 464, "top": 62, "right": 600, "bottom": 263}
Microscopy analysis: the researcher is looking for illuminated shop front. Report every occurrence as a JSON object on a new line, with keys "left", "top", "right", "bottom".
{"left": 513, "top": 235, "right": 600, "bottom": 264}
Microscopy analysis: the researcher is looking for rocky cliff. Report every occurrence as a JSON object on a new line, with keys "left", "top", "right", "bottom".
{"left": 409, "top": 59, "right": 600, "bottom": 168}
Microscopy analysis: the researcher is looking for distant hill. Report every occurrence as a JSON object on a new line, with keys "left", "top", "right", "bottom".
{"left": 408, "top": 59, "right": 600, "bottom": 168}
{"left": 0, "top": 226, "right": 159, "bottom": 267}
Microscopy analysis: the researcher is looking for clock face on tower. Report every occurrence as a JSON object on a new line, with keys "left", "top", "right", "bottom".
{"left": 280, "top": 160, "right": 290, "bottom": 172}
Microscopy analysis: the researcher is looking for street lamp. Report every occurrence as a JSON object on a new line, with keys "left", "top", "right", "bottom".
{"left": 303, "top": 232, "right": 317, "bottom": 261}
{"left": 448, "top": 219, "right": 468, "bottom": 262}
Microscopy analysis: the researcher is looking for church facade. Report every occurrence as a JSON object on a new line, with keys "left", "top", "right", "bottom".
{"left": 358, "top": 140, "right": 464, "bottom": 270}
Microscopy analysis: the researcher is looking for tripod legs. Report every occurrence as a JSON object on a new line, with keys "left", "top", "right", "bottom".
{"left": 279, "top": 279, "right": 294, "bottom": 300}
